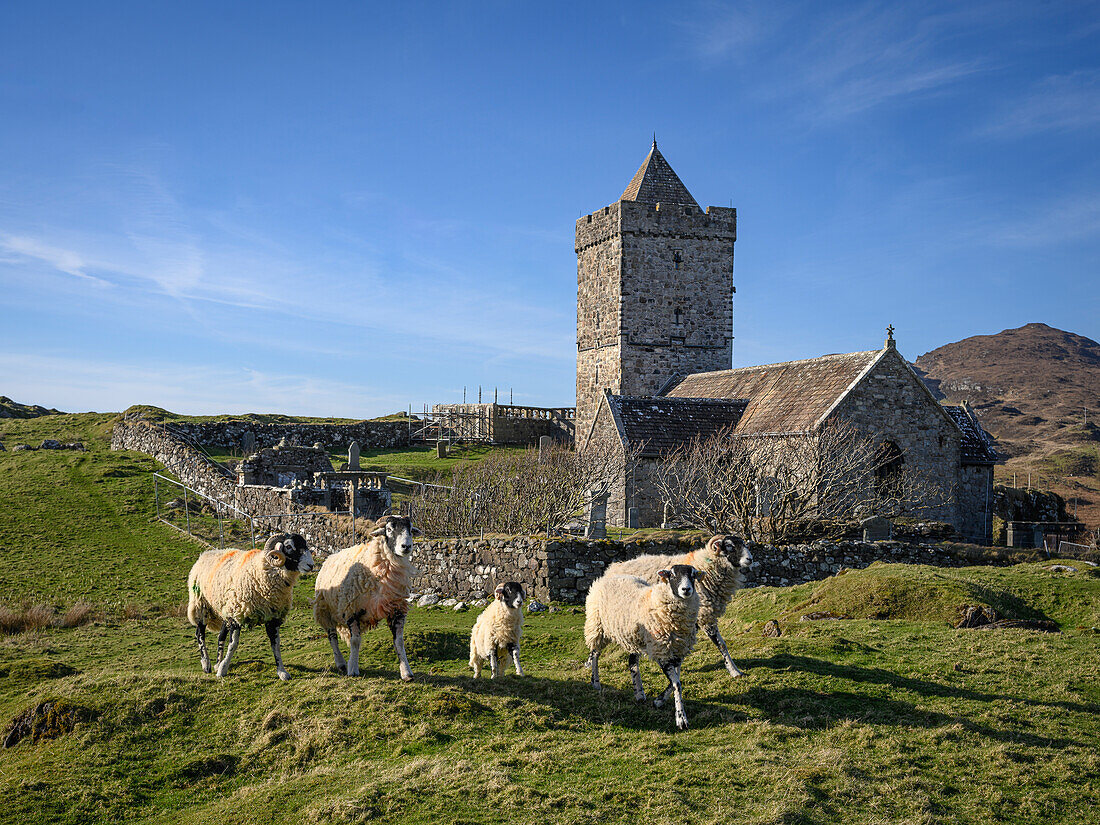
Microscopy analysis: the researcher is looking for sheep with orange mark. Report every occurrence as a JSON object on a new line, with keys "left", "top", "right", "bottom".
{"left": 187, "top": 534, "right": 314, "bottom": 680}
{"left": 606, "top": 534, "right": 752, "bottom": 677}
{"left": 313, "top": 515, "right": 420, "bottom": 680}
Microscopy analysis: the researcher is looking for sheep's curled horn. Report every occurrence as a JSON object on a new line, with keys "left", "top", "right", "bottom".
{"left": 264, "top": 533, "right": 288, "bottom": 566}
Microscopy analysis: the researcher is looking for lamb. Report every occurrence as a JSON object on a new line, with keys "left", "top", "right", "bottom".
{"left": 469, "top": 581, "right": 526, "bottom": 679}
{"left": 313, "top": 514, "right": 420, "bottom": 680}
{"left": 187, "top": 533, "right": 314, "bottom": 681}
{"left": 606, "top": 534, "right": 752, "bottom": 678}
{"left": 584, "top": 564, "right": 704, "bottom": 731}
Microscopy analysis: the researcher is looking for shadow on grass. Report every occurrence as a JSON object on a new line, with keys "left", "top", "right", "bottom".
{"left": 736, "top": 653, "right": 1100, "bottom": 715}
{"left": 725, "top": 685, "right": 1085, "bottom": 749}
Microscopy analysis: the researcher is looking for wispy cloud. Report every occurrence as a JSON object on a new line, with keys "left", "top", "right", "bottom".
{"left": 979, "top": 192, "right": 1100, "bottom": 247}
{"left": 0, "top": 235, "right": 112, "bottom": 286}
{"left": 981, "top": 69, "right": 1100, "bottom": 136}
{"left": 678, "top": 1, "right": 990, "bottom": 121}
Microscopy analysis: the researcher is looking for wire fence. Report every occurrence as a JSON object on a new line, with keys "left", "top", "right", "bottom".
{"left": 153, "top": 472, "right": 362, "bottom": 550}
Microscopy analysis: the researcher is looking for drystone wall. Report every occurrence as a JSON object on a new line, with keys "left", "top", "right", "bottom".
{"left": 411, "top": 535, "right": 993, "bottom": 604}
{"left": 122, "top": 415, "right": 411, "bottom": 452}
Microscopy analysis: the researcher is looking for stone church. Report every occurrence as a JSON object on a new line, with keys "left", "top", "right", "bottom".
{"left": 576, "top": 142, "right": 997, "bottom": 543}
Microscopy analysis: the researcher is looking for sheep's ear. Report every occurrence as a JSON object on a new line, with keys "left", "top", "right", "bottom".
{"left": 268, "top": 548, "right": 287, "bottom": 567}
{"left": 494, "top": 585, "right": 506, "bottom": 600}
{"left": 370, "top": 526, "right": 387, "bottom": 537}
{"left": 694, "top": 569, "right": 707, "bottom": 584}
{"left": 411, "top": 526, "right": 422, "bottom": 536}
{"left": 656, "top": 569, "right": 672, "bottom": 583}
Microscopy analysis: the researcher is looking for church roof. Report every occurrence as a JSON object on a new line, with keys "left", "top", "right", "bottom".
{"left": 605, "top": 395, "right": 748, "bottom": 456}
{"left": 942, "top": 405, "right": 999, "bottom": 464}
{"left": 620, "top": 142, "right": 701, "bottom": 210}
{"left": 663, "top": 350, "right": 882, "bottom": 434}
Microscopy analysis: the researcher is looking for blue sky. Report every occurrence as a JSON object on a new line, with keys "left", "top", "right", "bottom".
{"left": 1, "top": 1, "right": 1098, "bottom": 416}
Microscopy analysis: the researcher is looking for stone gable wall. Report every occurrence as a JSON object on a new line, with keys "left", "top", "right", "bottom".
{"left": 832, "top": 348, "right": 962, "bottom": 527}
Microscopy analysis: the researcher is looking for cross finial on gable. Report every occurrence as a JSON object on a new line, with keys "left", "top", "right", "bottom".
{"left": 885, "top": 324, "right": 896, "bottom": 349}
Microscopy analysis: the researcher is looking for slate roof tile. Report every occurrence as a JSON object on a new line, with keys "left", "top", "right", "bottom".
{"left": 620, "top": 142, "right": 701, "bottom": 210}
{"left": 608, "top": 396, "right": 748, "bottom": 455}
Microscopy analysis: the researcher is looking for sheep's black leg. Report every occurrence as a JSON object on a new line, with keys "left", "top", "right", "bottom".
{"left": 215, "top": 624, "right": 229, "bottom": 668}
{"left": 195, "top": 622, "right": 211, "bottom": 674}
{"left": 266, "top": 619, "right": 290, "bottom": 681}
{"left": 628, "top": 653, "right": 646, "bottom": 702}
{"left": 327, "top": 629, "right": 347, "bottom": 674}
{"left": 507, "top": 642, "right": 525, "bottom": 677}
{"left": 489, "top": 648, "right": 500, "bottom": 679}
{"left": 347, "top": 617, "right": 362, "bottom": 677}
{"left": 705, "top": 623, "right": 743, "bottom": 678}
{"left": 658, "top": 658, "right": 688, "bottom": 731}
{"left": 388, "top": 612, "right": 413, "bottom": 682}
{"left": 215, "top": 620, "right": 241, "bottom": 678}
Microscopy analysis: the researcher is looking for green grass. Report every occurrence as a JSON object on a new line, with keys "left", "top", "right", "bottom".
{"left": 3, "top": 414, "right": 1100, "bottom": 824}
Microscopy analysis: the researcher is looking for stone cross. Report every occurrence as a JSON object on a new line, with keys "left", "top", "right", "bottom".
{"left": 347, "top": 441, "right": 360, "bottom": 470}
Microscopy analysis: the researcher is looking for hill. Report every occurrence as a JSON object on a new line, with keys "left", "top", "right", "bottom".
{"left": 0, "top": 396, "right": 63, "bottom": 419}
{"left": 914, "top": 323, "right": 1100, "bottom": 532}
{"left": 915, "top": 323, "right": 1100, "bottom": 458}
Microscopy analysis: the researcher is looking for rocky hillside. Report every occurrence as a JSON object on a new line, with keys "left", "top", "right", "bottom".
{"left": 0, "top": 396, "right": 63, "bottom": 419}
{"left": 915, "top": 323, "right": 1100, "bottom": 459}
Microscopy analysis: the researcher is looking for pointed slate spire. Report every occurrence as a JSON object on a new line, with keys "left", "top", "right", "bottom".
{"left": 620, "top": 142, "right": 701, "bottom": 210}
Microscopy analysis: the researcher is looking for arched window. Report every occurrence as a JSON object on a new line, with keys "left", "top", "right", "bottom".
{"left": 875, "top": 441, "right": 904, "bottom": 496}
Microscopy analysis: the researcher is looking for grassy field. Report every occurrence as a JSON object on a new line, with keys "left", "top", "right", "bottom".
{"left": 2, "top": 414, "right": 1100, "bottom": 824}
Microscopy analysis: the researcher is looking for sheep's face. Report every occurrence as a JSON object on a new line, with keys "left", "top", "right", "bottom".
{"left": 711, "top": 534, "right": 752, "bottom": 570}
{"left": 372, "top": 516, "right": 422, "bottom": 558}
{"left": 657, "top": 564, "right": 705, "bottom": 600}
{"left": 494, "top": 581, "right": 526, "bottom": 609}
{"left": 267, "top": 534, "right": 314, "bottom": 574}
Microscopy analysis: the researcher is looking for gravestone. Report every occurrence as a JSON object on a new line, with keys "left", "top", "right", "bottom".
{"left": 861, "top": 515, "right": 893, "bottom": 542}
{"left": 436, "top": 441, "right": 447, "bottom": 459}
{"left": 538, "top": 435, "right": 553, "bottom": 463}
{"left": 661, "top": 501, "right": 672, "bottom": 529}
{"left": 348, "top": 441, "right": 361, "bottom": 470}
{"left": 586, "top": 489, "right": 609, "bottom": 539}
{"left": 241, "top": 431, "right": 256, "bottom": 455}
{"left": 628, "top": 507, "right": 640, "bottom": 530}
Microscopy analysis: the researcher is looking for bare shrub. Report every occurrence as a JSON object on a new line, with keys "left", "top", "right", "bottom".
{"left": 410, "top": 441, "right": 639, "bottom": 537}
{"left": 122, "top": 604, "right": 143, "bottom": 620}
{"left": 655, "top": 420, "right": 953, "bottom": 543}
{"left": 0, "top": 606, "right": 24, "bottom": 635}
{"left": 58, "top": 602, "right": 97, "bottom": 629}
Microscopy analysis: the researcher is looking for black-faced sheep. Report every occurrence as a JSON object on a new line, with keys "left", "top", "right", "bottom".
{"left": 313, "top": 514, "right": 420, "bottom": 680}
{"left": 187, "top": 534, "right": 314, "bottom": 680}
{"left": 584, "top": 564, "right": 704, "bottom": 731}
{"left": 469, "top": 581, "right": 526, "bottom": 679}
{"left": 606, "top": 534, "right": 751, "bottom": 677}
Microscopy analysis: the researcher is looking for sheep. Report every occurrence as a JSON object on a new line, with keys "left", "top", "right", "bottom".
{"left": 313, "top": 514, "right": 420, "bottom": 680}
{"left": 187, "top": 533, "right": 314, "bottom": 681}
{"left": 606, "top": 534, "right": 752, "bottom": 678}
{"left": 584, "top": 564, "right": 704, "bottom": 731}
{"left": 469, "top": 581, "right": 526, "bottom": 679}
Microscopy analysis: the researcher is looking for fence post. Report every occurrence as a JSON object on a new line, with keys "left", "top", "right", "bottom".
{"left": 184, "top": 486, "right": 191, "bottom": 536}
{"left": 218, "top": 504, "right": 224, "bottom": 549}
{"left": 154, "top": 475, "right": 160, "bottom": 522}
{"left": 352, "top": 507, "right": 356, "bottom": 546}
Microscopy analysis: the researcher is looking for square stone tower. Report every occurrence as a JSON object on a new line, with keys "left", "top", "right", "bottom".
{"left": 575, "top": 142, "right": 736, "bottom": 445}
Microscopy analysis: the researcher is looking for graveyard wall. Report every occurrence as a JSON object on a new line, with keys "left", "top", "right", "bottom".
{"left": 119, "top": 414, "right": 411, "bottom": 452}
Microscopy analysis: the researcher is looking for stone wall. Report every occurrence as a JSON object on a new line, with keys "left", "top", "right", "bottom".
{"left": 833, "top": 347, "right": 962, "bottom": 527}
{"left": 412, "top": 535, "right": 1005, "bottom": 603}
{"left": 130, "top": 417, "right": 411, "bottom": 452}
{"left": 957, "top": 464, "right": 995, "bottom": 545}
